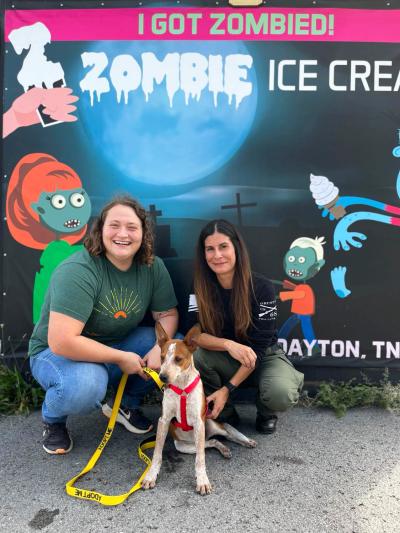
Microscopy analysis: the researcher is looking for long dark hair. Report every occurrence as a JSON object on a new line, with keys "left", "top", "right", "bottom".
{"left": 194, "top": 219, "right": 253, "bottom": 340}
{"left": 84, "top": 195, "right": 154, "bottom": 265}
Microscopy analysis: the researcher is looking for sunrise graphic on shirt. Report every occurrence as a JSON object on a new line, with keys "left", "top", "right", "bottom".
{"left": 94, "top": 288, "right": 141, "bottom": 319}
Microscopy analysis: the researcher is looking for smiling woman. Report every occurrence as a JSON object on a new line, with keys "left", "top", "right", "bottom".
{"left": 188, "top": 219, "right": 304, "bottom": 435}
{"left": 28, "top": 194, "right": 179, "bottom": 456}
{"left": 101, "top": 204, "right": 144, "bottom": 271}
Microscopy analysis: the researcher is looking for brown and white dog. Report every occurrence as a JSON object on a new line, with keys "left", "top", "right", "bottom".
{"left": 141, "top": 323, "right": 257, "bottom": 495}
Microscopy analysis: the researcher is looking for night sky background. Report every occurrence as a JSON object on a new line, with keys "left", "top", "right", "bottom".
{"left": 3, "top": 24, "right": 400, "bottom": 374}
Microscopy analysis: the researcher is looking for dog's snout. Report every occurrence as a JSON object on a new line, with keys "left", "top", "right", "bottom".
{"left": 159, "top": 373, "right": 168, "bottom": 384}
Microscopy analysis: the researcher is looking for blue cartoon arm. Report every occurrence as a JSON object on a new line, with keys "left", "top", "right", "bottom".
{"left": 320, "top": 196, "right": 388, "bottom": 220}
{"left": 333, "top": 211, "right": 394, "bottom": 251}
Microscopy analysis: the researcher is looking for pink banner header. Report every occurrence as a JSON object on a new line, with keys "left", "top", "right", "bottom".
{"left": 5, "top": 7, "right": 400, "bottom": 42}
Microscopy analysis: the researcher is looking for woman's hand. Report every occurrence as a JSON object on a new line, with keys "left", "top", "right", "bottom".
{"left": 118, "top": 352, "right": 146, "bottom": 377}
{"left": 206, "top": 388, "right": 229, "bottom": 419}
{"left": 143, "top": 345, "right": 162, "bottom": 371}
{"left": 225, "top": 340, "right": 257, "bottom": 369}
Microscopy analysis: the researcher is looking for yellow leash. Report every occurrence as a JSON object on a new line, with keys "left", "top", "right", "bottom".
{"left": 65, "top": 367, "right": 164, "bottom": 506}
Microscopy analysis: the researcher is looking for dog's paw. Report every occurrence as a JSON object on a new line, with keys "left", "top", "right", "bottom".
{"left": 196, "top": 482, "right": 212, "bottom": 495}
{"left": 142, "top": 475, "right": 157, "bottom": 490}
{"left": 245, "top": 438, "right": 257, "bottom": 448}
{"left": 196, "top": 475, "right": 212, "bottom": 496}
{"left": 220, "top": 446, "right": 232, "bottom": 459}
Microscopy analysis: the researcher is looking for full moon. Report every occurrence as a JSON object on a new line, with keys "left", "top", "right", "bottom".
{"left": 79, "top": 40, "right": 258, "bottom": 186}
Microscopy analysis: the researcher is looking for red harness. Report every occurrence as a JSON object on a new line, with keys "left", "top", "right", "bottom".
{"left": 168, "top": 374, "right": 201, "bottom": 432}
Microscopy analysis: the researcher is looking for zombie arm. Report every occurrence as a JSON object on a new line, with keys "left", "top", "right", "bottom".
{"left": 321, "top": 171, "right": 400, "bottom": 220}
{"left": 320, "top": 196, "right": 388, "bottom": 220}
{"left": 279, "top": 290, "right": 306, "bottom": 302}
{"left": 269, "top": 279, "right": 297, "bottom": 290}
{"left": 333, "top": 211, "right": 400, "bottom": 251}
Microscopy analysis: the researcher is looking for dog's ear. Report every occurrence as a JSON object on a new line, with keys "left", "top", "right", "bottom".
{"left": 155, "top": 322, "right": 169, "bottom": 348}
{"left": 183, "top": 324, "right": 201, "bottom": 352}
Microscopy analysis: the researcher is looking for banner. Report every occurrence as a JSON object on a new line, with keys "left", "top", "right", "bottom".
{"left": 2, "top": 1, "right": 400, "bottom": 376}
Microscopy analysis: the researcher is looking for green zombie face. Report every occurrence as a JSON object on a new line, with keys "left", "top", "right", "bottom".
{"left": 284, "top": 246, "right": 325, "bottom": 282}
{"left": 31, "top": 188, "right": 92, "bottom": 234}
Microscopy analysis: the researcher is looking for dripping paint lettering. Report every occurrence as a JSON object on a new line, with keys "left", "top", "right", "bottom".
{"left": 79, "top": 51, "right": 253, "bottom": 108}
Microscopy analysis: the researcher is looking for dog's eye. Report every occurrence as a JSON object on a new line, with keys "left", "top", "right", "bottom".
{"left": 175, "top": 357, "right": 183, "bottom": 363}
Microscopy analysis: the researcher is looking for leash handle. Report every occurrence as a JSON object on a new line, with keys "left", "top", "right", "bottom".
{"left": 65, "top": 368, "right": 164, "bottom": 506}
{"left": 143, "top": 366, "right": 165, "bottom": 390}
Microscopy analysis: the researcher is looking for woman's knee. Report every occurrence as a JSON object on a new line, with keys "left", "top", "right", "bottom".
{"left": 258, "top": 380, "right": 301, "bottom": 412}
{"left": 193, "top": 348, "right": 210, "bottom": 371}
{"left": 62, "top": 363, "right": 108, "bottom": 414}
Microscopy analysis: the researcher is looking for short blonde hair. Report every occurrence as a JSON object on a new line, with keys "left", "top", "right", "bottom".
{"left": 289, "top": 236, "right": 326, "bottom": 261}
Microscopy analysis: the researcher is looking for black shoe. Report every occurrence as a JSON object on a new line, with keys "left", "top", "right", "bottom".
{"left": 256, "top": 415, "right": 278, "bottom": 434}
{"left": 42, "top": 422, "right": 73, "bottom": 455}
{"left": 102, "top": 403, "right": 153, "bottom": 434}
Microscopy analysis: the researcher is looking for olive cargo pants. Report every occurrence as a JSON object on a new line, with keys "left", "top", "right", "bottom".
{"left": 194, "top": 344, "right": 304, "bottom": 419}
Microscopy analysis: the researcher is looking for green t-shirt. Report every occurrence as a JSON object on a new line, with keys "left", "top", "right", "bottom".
{"left": 29, "top": 249, "right": 177, "bottom": 357}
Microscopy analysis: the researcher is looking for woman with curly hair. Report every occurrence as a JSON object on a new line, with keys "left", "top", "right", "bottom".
{"left": 29, "top": 195, "right": 178, "bottom": 455}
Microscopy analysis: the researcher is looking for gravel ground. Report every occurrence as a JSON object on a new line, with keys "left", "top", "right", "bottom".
{"left": 1, "top": 405, "right": 400, "bottom": 533}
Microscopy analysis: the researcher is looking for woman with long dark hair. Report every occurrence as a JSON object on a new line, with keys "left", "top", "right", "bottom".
{"left": 29, "top": 195, "right": 178, "bottom": 454}
{"left": 189, "top": 219, "right": 303, "bottom": 434}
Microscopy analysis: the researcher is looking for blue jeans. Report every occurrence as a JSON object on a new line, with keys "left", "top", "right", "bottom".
{"left": 30, "top": 327, "right": 158, "bottom": 424}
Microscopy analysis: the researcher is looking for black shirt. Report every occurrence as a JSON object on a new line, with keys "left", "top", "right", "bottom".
{"left": 187, "top": 272, "right": 278, "bottom": 358}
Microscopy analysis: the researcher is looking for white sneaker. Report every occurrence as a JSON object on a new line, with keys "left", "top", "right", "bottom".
{"left": 101, "top": 403, "right": 153, "bottom": 434}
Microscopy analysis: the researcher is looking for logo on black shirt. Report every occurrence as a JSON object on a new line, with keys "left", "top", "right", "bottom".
{"left": 258, "top": 301, "right": 277, "bottom": 320}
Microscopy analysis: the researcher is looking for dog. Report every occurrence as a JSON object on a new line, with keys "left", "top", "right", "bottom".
{"left": 141, "top": 323, "right": 257, "bottom": 495}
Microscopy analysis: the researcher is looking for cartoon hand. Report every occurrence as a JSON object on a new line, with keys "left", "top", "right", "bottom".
{"left": 334, "top": 217, "right": 367, "bottom": 251}
{"left": 330, "top": 266, "right": 351, "bottom": 298}
{"left": 3, "top": 87, "right": 78, "bottom": 138}
{"left": 334, "top": 229, "right": 367, "bottom": 251}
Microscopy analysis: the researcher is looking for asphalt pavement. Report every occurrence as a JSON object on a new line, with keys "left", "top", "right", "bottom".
{"left": 1, "top": 404, "right": 400, "bottom": 533}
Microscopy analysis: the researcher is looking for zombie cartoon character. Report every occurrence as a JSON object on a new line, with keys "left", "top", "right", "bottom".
{"left": 6, "top": 153, "right": 91, "bottom": 322}
{"left": 278, "top": 236, "right": 325, "bottom": 344}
